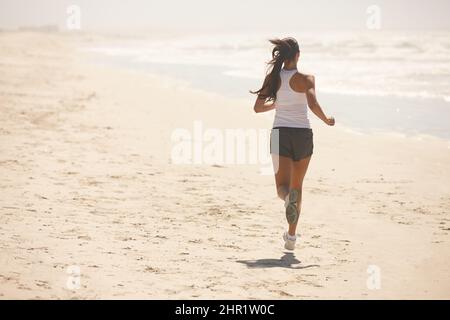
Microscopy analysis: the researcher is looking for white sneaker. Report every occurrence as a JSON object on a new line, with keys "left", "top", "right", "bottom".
{"left": 284, "top": 189, "right": 299, "bottom": 225}
{"left": 283, "top": 231, "right": 296, "bottom": 251}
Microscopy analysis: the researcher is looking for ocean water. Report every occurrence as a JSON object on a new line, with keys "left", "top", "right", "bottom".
{"left": 82, "top": 31, "right": 450, "bottom": 139}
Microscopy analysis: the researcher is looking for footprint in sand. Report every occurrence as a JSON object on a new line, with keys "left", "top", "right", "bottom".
{"left": 144, "top": 266, "right": 160, "bottom": 273}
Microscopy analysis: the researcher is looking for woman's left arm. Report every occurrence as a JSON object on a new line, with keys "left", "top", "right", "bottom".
{"left": 253, "top": 76, "right": 276, "bottom": 113}
{"left": 253, "top": 97, "right": 275, "bottom": 113}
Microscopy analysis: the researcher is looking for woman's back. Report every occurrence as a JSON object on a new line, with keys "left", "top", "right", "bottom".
{"left": 273, "top": 68, "right": 311, "bottom": 129}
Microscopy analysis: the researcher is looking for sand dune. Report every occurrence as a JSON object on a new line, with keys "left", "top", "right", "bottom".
{"left": 0, "top": 32, "right": 449, "bottom": 299}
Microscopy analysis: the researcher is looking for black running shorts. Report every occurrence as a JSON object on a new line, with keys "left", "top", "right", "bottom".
{"left": 270, "top": 127, "right": 313, "bottom": 161}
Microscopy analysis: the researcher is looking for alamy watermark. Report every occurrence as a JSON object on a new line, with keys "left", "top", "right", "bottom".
{"left": 366, "top": 5, "right": 382, "bottom": 30}
{"left": 366, "top": 264, "right": 381, "bottom": 290}
{"left": 66, "top": 5, "right": 81, "bottom": 30}
{"left": 170, "top": 121, "right": 277, "bottom": 175}
{"left": 66, "top": 265, "right": 81, "bottom": 290}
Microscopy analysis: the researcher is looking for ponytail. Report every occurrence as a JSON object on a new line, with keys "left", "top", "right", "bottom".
{"left": 250, "top": 37, "right": 300, "bottom": 102}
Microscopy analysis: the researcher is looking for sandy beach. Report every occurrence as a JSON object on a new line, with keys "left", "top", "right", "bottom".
{"left": 0, "top": 31, "right": 449, "bottom": 299}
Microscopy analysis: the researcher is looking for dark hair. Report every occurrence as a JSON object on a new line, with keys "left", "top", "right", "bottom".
{"left": 250, "top": 37, "right": 300, "bottom": 102}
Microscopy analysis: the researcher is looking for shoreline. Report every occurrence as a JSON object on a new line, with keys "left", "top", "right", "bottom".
{"left": 82, "top": 50, "right": 450, "bottom": 141}
{"left": 0, "top": 31, "right": 449, "bottom": 299}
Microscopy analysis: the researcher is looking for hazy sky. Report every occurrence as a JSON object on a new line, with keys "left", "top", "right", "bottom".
{"left": 1, "top": 0, "right": 449, "bottom": 32}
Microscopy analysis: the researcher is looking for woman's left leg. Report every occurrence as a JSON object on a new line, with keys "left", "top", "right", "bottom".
{"left": 272, "top": 154, "right": 292, "bottom": 201}
{"left": 288, "top": 156, "right": 312, "bottom": 236}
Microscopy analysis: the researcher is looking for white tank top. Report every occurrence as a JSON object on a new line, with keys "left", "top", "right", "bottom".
{"left": 273, "top": 68, "right": 311, "bottom": 129}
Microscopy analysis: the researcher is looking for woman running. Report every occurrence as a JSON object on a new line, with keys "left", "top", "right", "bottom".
{"left": 251, "top": 37, "right": 335, "bottom": 251}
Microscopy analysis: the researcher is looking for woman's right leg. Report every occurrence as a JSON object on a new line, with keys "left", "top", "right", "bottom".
{"left": 287, "top": 156, "right": 312, "bottom": 236}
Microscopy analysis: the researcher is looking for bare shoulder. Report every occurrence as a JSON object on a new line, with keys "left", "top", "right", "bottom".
{"left": 303, "top": 73, "right": 315, "bottom": 87}
{"left": 291, "top": 72, "right": 315, "bottom": 91}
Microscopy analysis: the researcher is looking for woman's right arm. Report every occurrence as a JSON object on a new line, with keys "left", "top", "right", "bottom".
{"left": 305, "top": 75, "right": 335, "bottom": 126}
